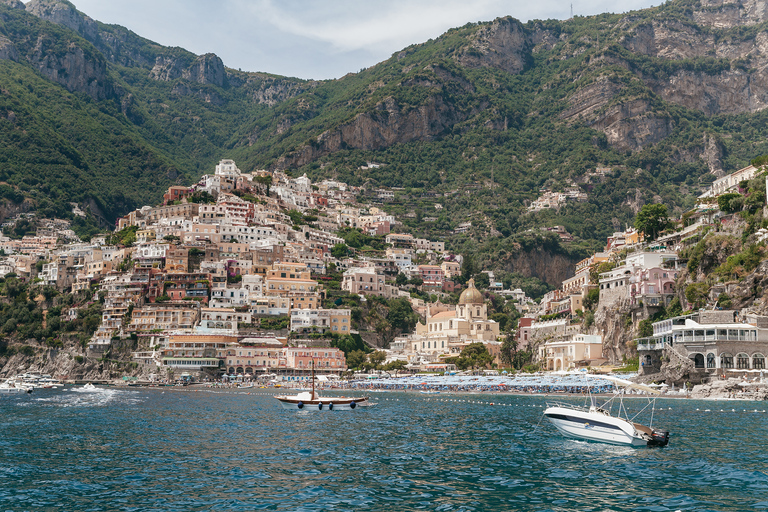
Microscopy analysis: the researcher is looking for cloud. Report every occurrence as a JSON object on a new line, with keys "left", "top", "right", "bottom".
{"left": 69, "top": 0, "right": 659, "bottom": 79}
{"left": 242, "top": 0, "right": 507, "bottom": 54}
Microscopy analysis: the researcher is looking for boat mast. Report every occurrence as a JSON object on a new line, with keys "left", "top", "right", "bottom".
{"left": 311, "top": 358, "right": 316, "bottom": 400}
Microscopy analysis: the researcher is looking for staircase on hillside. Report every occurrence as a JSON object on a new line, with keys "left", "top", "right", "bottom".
{"left": 662, "top": 344, "right": 695, "bottom": 383}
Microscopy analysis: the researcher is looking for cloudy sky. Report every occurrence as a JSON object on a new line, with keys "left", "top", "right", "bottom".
{"left": 68, "top": 0, "right": 659, "bottom": 80}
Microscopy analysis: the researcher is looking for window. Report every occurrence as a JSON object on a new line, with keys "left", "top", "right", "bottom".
{"left": 721, "top": 353, "right": 734, "bottom": 369}
{"left": 706, "top": 353, "right": 716, "bottom": 369}
{"left": 737, "top": 353, "right": 750, "bottom": 369}
{"left": 754, "top": 354, "right": 765, "bottom": 369}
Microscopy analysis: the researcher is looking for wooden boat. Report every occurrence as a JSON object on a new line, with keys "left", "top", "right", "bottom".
{"left": 274, "top": 360, "right": 368, "bottom": 411}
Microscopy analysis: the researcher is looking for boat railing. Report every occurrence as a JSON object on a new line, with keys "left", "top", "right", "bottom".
{"left": 545, "top": 401, "right": 587, "bottom": 411}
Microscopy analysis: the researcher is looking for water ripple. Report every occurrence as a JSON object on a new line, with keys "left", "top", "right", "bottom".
{"left": 1, "top": 390, "right": 766, "bottom": 510}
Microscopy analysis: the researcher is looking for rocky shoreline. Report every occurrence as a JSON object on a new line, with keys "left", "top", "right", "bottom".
{"left": 690, "top": 378, "right": 768, "bottom": 400}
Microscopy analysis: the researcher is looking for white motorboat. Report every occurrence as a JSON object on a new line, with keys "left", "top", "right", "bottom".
{"left": 543, "top": 376, "right": 669, "bottom": 447}
{"left": 82, "top": 382, "right": 97, "bottom": 390}
{"left": 17, "top": 373, "right": 63, "bottom": 389}
{"left": 0, "top": 377, "right": 33, "bottom": 394}
{"left": 274, "top": 361, "right": 368, "bottom": 411}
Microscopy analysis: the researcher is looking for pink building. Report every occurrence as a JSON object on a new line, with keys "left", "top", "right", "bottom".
{"left": 629, "top": 266, "right": 678, "bottom": 307}
{"left": 283, "top": 347, "right": 347, "bottom": 371}
{"left": 418, "top": 265, "right": 444, "bottom": 289}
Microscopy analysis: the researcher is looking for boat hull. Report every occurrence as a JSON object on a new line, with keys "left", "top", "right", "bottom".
{"left": 0, "top": 386, "right": 33, "bottom": 394}
{"left": 275, "top": 395, "right": 369, "bottom": 411}
{"left": 544, "top": 406, "right": 648, "bottom": 447}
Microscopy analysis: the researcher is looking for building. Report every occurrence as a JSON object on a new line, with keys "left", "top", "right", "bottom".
{"left": 163, "top": 186, "right": 193, "bottom": 205}
{"left": 342, "top": 267, "right": 396, "bottom": 298}
{"left": 411, "top": 279, "right": 501, "bottom": 360}
{"left": 699, "top": 164, "right": 760, "bottom": 199}
{"left": 290, "top": 308, "right": 351, "bottom": 334}
{"left": 282, "top": 346, "right": 347, "bottom": 372}
{"left": 636, "top": 311, "right": 768, "bottom": 378}
{"left": 199, "top": 307, "right": 252, "bottom": 331}
{"left": 540, "top": 334, "right": 605, "bottom": 371}
{"left": 162, "top": 332, "right": 236, "bottom": 371}
{"left": 129, "top": 302, "right": 200, "bottom": 332}
{"left": 418, "top": 265, "right": 444, "bottom": 290}
{"left": 441, "top": 260, "right": 461, "bottom": 279}
{"left": 599, "top": 252, "right": 680, "bottom": 309}
{"left": 264, "top": 262, "right": 320, "bottom": 313}
{"left": 223, "top": 337, "right": 284, "bottom": 376}
{"left": 165, "top": 247, "right": 189, "bottom": 272}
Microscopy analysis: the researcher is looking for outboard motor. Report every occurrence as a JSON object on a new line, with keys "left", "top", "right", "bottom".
{"left": 647, "top": 429, "right": 670, "bottom": 447}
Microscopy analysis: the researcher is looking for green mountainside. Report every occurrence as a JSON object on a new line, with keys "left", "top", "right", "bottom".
{"left": 3, "top": 0, "right": 768, "bottom": 277}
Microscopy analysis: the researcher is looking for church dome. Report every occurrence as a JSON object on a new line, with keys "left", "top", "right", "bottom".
{"left": 459, "top": 278, "right": 484, "bottom": 304}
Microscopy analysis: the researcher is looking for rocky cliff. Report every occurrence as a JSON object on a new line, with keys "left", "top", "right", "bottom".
{"left": 456, "top": 17, "right": 530, "bottom": 74}
{"left": 496, "top": 248, "right": 578, "bottom": 289}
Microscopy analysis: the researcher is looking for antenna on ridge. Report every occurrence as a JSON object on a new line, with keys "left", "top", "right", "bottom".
{"left": 571, "top": 3, "right": 573, "bottom": 19}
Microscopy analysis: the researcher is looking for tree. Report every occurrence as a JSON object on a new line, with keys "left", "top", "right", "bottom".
{"left": 685, "top": 283, "right": 709, "bottom": 309}
{"left": 637, "top": 318, "right": 653, "bottom": 338}
{"left": 717, "top": 192, "right": 742, "bottom": 213}
{"left": 447, "top": 342, "right": 494, "bottom": 370}
{"left": 474, "top": 272, "right": 490, "bottom": 290}
{"left": 384, "top": 360, "right": 407, "bottom": 376}
{"left": 346, "top": 350, "right": 368, "bottom": 370}
{"left": 368, "top": 350, "right": 387, "bottom": 369}
{"left": 583, "top": 288, "right": 599, "bottom": 310}
{"left": 253, "top": 175, "right": 272, "bottom": 196}
{"left": 717, "top": 293, "right": 732, "bottom": 309}
{"left": 395, "top": 273, "right": 408, "bottom": 286}
{"left": 634, "top": 203, "right": 668, "bottom": 241}
{"left": 461, "top": 253, "right": 476, "bottom": 283}
{"left": 500, "top": 333, "right": 518, "bottom": 366}
{"left": 386, "top": 297, "right": 419, "bottom": 333}
{"left": 331, "top": 243, "right": 349, "bottom": 259}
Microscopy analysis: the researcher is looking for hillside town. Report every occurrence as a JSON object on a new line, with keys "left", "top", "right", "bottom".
{"left": 2, "top": 159, "right": 768, "bottom": 386}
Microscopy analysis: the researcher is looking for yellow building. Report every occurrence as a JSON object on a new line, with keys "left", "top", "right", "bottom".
{"left": 129, "top": 303, "right": 200, "bottom": 332}
{"left": 264, "top": 262, "right": 319, "bottom": 312}
{"left": 540, "top": 334, "right": 606, "bottom": 371}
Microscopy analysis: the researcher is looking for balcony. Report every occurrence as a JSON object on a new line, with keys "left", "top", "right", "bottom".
{"left": 636, "top": 338, "right": 666, "bottom": 351}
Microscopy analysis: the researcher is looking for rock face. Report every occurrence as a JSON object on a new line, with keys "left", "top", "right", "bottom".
{"left": 691, "top": 378, "right": 768, "bottom": 400}
{"left": 277, "top": 93, "right": 467, "bottom": 169}
{"left": 0, "top": 35, "right": 18, "bottom": 61}
{"left": 594, "top": 102, "right": 673, "bottom": 153}
{"left": 27, "top": 37, "right": 113, "bottom": 100}
{"left": 456, "top": 17, "right": 530, "bottom": 74}
{"left": 498, "top": 248, "right": 577, "bottom": 289}
{"left": 248, "top": 77, "right": 308, "bottom": 106}
{"left": 649, "top": 69, "right": 768, "bottom": 115}
{"left": 183, "top": 53, "right": 226, "bottom": 87}
{"left": 594, "top": 298, "right": 636, "bottom": 363}
{"left": 701, "top": 133, "right": 725, "bottom": 176}
{"left": 0, "top": 339, "right": 157, "bottom": 382}
{"left": 148, "top": 55, "right": 187, "bottom": 82}
{"left": 694, "top": 0, "right": 768, "bottom": 28}
{"left": 149, "top": 53, "right": 226, "bottom": 87}
{"left": 25, "top": 0, "right": 98, "bottom": 41}
{"left": 0, "top": 0, "right": 24, "bottom": 10}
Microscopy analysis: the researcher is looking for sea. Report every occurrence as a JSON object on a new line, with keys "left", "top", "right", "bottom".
{"left": 1, "top": 386, "right": 767, "bottom": 512}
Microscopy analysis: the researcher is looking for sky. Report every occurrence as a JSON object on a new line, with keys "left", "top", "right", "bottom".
{"left": 67, "top": 0, "right": 660, "bottom": 80}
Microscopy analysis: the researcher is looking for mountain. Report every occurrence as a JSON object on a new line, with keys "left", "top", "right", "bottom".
{"left": 3, "top": 0, "right": 768, "bottom": 278}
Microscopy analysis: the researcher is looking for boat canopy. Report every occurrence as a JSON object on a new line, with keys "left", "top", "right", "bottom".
{"left": 595, "top": 375, "right": 660, "bottom": 395}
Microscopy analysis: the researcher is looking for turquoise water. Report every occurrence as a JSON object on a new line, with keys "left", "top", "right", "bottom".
{"left": 1, "top": 387, "right": 767, "bottom": 511}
